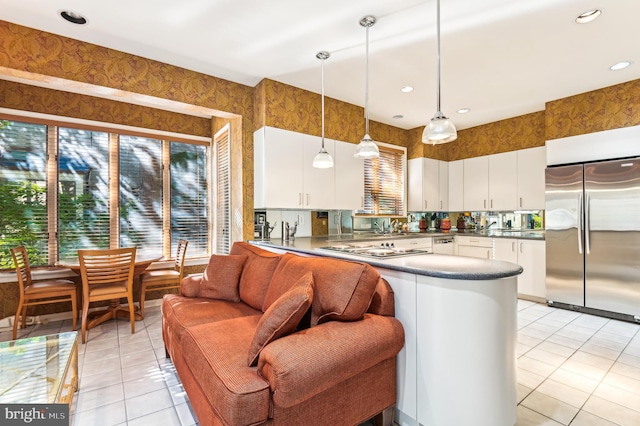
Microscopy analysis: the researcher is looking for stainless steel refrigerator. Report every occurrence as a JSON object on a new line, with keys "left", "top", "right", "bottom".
{"left": 545, "top": 157, "right": 640, "bottom": 319}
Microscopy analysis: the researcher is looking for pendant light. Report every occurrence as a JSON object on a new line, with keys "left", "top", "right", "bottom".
{"left": 312, "top": 51, "right": 334, "bottom": 168}
{"left": 422, "top": 0, "right": 457, "bottom": 144}
{"left": 354, "top": 15, "right": 380, "bottom": 159}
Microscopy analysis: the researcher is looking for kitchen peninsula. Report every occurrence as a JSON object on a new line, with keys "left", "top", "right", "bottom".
{"left": 252, "top": 235, "right": 522, "bottom": 426}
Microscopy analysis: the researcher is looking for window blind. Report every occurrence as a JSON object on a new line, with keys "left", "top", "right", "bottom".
{"left": 170, "top": 142, "right": 208, "bottom": 256}
{"left": 119, "top": 135, "right": 163, "bottom": 251}
{"left": 57, "top": 128, "right": 111, "bottom": 259}
{"left": 363, "top": 146, "right": 405, "bottom": 215}
{"left": 0, "top": 121, "right": 49, "bottom": 267}
{"left": 215, "top": 129, "right": 231, "bottom": 254}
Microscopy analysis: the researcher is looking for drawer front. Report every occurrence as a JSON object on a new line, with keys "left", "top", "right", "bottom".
{"left": 455, "top": 236, "right": 492, "bottom": 248}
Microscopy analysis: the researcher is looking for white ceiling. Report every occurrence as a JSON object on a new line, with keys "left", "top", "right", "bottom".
{"left": 1, "top": 0, "right": 640, "bottom": 131}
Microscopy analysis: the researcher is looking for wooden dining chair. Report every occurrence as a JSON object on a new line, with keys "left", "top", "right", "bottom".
{"left": 78, "top": 247, "right": 136, "bottom": 343}
{"left": 10, "top": 246, "right": 78, "bottom": 340}
{"left": 139, "top": 239, "right": 188, "bottom": 318}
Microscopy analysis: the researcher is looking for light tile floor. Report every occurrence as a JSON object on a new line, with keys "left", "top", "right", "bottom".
{"left": 2, "top": 300, "right": 640, "bottom": 425}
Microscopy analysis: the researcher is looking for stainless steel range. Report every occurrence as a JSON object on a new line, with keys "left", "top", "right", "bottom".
{"left": 317, "top": 242, "right": 431, "bottom": 259}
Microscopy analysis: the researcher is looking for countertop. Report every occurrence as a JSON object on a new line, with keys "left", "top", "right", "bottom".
{"left": 251, "top": 236, "right": 523, "bottom": 281}
{"left": 320, "top": 229, "right": 545, "bottom": 241}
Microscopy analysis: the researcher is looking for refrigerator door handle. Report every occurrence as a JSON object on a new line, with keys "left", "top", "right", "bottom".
{"left": 585, "top": 193, "right": 591, "bottom": 255}
{"left": 578, "top": 193, "right": 583, "bottom": 255}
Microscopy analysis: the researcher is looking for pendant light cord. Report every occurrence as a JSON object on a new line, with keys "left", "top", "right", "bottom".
{"left": 321, "top": 55, "right": 326, "bottom": 148}
{"left": 365, "top": 23, "right": 370, "bottom": 135}
{"left": 436, "top": 0, "right": 442, "bottom": 115}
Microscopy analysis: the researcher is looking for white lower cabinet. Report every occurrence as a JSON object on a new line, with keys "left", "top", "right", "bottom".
{"left": 493, "top": 238, "right": 546, "bottom": 299}
{"left": 456, "top": 236, "right": 492, "bottom": 259}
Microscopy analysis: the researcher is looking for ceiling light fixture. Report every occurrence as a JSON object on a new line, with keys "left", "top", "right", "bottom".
{"left": 401, "top": 86, "right": 414, "bottom": 93}
{"left": 575, "top": 9, "right": 602, "bottom": 24}
{"left": 393, "top": 115, "right": 404, "bottom": 119}
{"left": 422, "top": 0, "right": 457, "bottom": 145}
{"left": 60, "top": 10, "right": 87, "bottom": 25}
{"left": 457, "top": 108, "right": 470, "bottom": 114}
{"left": 354, "top": 15, "right": 379, "bottom": 159}
{"left": 312, "top": 51, "right": 334, "bottom": 169}
{"left": 610, "top": 61, "right": 632, "bottom": 71}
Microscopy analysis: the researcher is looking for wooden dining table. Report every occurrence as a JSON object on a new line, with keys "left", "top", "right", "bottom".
{"left": 56, "top": 252, "right": 163, "bottom": 329}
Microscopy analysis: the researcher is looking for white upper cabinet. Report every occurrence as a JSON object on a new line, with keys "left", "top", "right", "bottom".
{"left": 334, "top": 140, "right": 364, "bottom": 210}
{"left": 448, "top": 160, "right": 464, "bottom": 212}
{"left": 254, "top": 126, "right": 334, "bottom": 209}
{"left": 488, "top": 151, "right": 518, "bottom": 211}
{"left": 463, "top": 156, "right": 489, "bottom": 211}
{"left": 408, "top": 158, "right": 446, "bottom": 212}
{"left": 517, "top": 146, "right": 546, "bottom": 210}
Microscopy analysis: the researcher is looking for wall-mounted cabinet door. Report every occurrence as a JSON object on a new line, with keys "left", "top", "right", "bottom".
{"left": 334, "top": 141, "right": 364, "bottom": 210}
{"left": 408, "top": 158, "right": 443, "bottom": 212}
{"left": 517, "top": 146, "right": 546, "bottom": 210}
{"left": 254, "top": 127, "right": 304, "bottom": 209}
{"left": 448, "top": 160, "right": 464, "bottom": 212}
{"left": 302, "top": 136, "right": 335, "bottom": 209}
{"left": 463, "top": 156, "right": 489, "bottom": 211}
{"left": 407, "top": 158, "right": 424, "bottom": 212}
{"left": 438, "top": 161, "right": 449, "bottom": 211}
{"left": 489, "top": 151, "right": 518, "bottom": 211}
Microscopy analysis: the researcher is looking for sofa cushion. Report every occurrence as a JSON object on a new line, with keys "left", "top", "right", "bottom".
{"left": 263, "top": 253, "right": 380, "bottom": 326}
{"left": 247, "top": 271, "right": 314, "bottom": 367}
{"left": 181, "top": 315, "right": 271, "bottom": 426}
{"left": 200, "top": 254, "right": 247, "bottom": 301}
{"left": 230, "top": 242, "right": 282, "bottom": 310}
{"left": 162, "top": 294, "right": 262, "bottom": 346}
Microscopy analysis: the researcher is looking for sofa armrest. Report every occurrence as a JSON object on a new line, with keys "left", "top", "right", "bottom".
{"left": 180, "top": 274, "right": 203, "bottom": 297}
{"left": 257, "top": 313, "right": 404, "bottom": 409}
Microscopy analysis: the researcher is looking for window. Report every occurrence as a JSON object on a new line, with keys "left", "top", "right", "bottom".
{"left": 0, "top": 118, "right": 210, "bottom": 268}
{"left": 362, "top": 145, "right": 406, "bottom": 216}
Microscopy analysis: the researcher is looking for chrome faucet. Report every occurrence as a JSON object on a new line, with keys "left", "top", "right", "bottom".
{"left": 373, "top": 221, "right": 383, "bottom": 233}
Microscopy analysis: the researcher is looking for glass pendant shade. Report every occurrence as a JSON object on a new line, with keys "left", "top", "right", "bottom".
{"left": 422, "top": 112, "right": 458, "bottom": 144}
{"left": 354, "top": 134, "right": 379, "bottom": 158}
{"left": 312, "top": 147, "right": 334, "bottom": 168}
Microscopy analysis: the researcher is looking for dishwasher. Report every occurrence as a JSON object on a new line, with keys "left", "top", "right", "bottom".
{"left": 433, "top": 236, "right": 455, "bottom": 254}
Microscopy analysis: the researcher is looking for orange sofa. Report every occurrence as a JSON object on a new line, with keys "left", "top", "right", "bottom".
{"left": 162, "top": 242, "right": 404, "bottom": 426}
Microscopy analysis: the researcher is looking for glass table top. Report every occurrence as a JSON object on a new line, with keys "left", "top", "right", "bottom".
{"left": 0, "top": 332, "right": 78, "bottom": 403}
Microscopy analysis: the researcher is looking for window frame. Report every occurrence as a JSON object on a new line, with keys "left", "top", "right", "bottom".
{"left": 358, "top": 141, "right": 407, "bottom": 217}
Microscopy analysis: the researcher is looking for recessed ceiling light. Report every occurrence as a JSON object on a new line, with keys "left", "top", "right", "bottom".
{"left": 575, "top": 9, "right": 602, "bottom": 24}
{"left": 60, "top": 10, "right": 87, "bottom": 25}
{"left": 400, "top": 86, "right": 414, "bottom": 93}
{"left": 457, "top": 108, "right": 470, "bottom": 114}
{"left": 610, "top": 61, "right": 632, "bottom": 71}
{"left": 392, "top": 114, "right": 404, "bottom": 119}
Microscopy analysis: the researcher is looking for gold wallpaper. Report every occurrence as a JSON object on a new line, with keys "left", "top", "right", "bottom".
{"left": 546, "top": 79, "right": 640, "bottom": 140}
{"left": 259, "top": 79, "right": 408, "bottom": 148}
{"left": 0, "top": 80, "right": 211, "bottom": 137}
{"left": 444, "top": 111, "right": 546, "bottom": 161}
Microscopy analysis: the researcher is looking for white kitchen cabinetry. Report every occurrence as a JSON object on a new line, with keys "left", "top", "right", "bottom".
{"left": 393, "top": 237, "right": 433, "bottom": 251}
{"left": 456, "top": 235, "right": 492, "bottom": 259}
{"left": 463, "top": 156, "right": 489, "bottom": 211}
{"left": 334, "top": 140, "right": 364, "bottom": 210}
{"left": 448, "top": 159, "right": 464, "bottom": 212}
{"left": 408, "top": 158, "right": 447, "bottom": 211}
{"left": 254, "top": 127, "right": 334, "bottom": 209}
{"left": 488, "top": 151, "right": 518, "bottom": 211}
{"left": 493, "top": 238, "right": 546, "bottom": 299}
{"left": 517, "top": 146, "right": 546, "bottom": 210}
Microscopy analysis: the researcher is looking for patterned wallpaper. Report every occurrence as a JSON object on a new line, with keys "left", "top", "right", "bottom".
{"left": 0, "top": 80, "right": 211, "bottom": 137}
{"left": 258, "top": 79, "right": 408, "bottom": 148}
{"left": 444, "top": 111, "right": 546, "bottom": 161}
{"left": 546, "top": 79, "right": 640, "bottom": 140}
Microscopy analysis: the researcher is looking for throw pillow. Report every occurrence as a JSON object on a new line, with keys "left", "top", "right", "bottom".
{"left": 247, "top": 271, "right": 314, "bottom": 366}
{"left": 179, "top": 274, "right": 202, "bottom": 298}
{"left": 199, "top": 254, "right": 247, "bottom": 301}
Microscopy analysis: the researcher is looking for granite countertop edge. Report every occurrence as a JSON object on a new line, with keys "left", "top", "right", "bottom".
{"left": 251, "top": 239, "right": 523, "bottom": 281}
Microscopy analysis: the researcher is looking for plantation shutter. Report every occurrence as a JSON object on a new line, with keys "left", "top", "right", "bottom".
{"left": 215, "top": 128, "right": 231, "bottom": 254}
{"left": 363, "top": 146, "right": 405, "bottom": 215}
